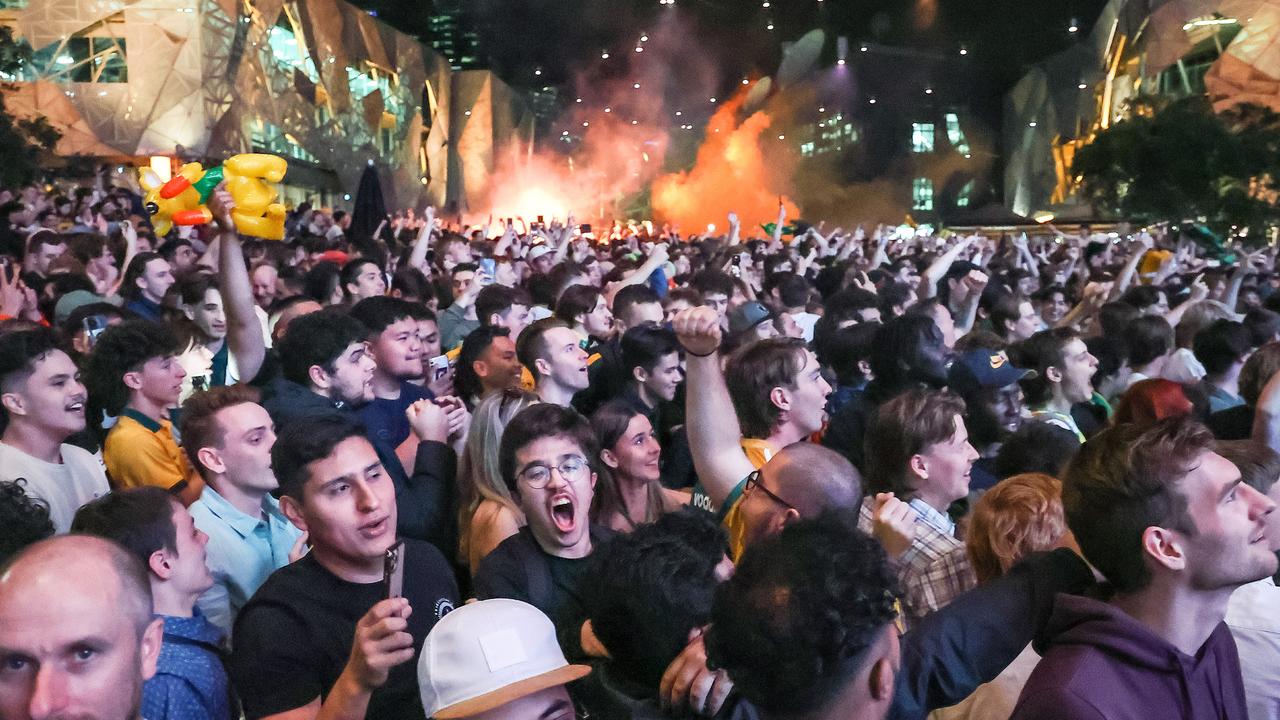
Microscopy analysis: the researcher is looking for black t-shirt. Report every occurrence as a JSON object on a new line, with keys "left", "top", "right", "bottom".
{"left": 473, "top": 526, "right": 615, "bottom": 637}
{"left": 229, "top": 539, "right": 459, "bottom": 720}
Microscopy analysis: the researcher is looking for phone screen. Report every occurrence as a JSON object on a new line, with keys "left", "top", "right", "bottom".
{"left": 384, "top": 541, "right": 405, "bottom": 599}
{"left": 429, "top": 354, "right": 450, "bottom": 381}
{"left": 479, "top": 257, "right": 496, "bottom": 284}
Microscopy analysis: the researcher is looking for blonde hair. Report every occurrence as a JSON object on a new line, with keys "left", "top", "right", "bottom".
{"left": 967, "top": 473, "right": 1067, "bottom": 583}
{"left": 457, "top": 389, "right": 538, "bottom": 564}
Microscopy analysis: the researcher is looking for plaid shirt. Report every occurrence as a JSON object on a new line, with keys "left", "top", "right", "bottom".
{"left": 860, "top": 498, "right": 976, "bottom": 632}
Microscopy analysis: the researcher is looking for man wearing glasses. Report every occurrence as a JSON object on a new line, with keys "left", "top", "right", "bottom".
{"left": 473, "top": 402, "right": 615, "bottom": 649}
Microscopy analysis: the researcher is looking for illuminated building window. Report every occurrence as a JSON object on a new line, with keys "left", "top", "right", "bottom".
{"left": 912, "top": 178, "right": 934, "bottom": 211}
{"left": 956, "top": 179, "right": 974, "bottom": 208}
{"left": 800, "top": 142, "right": 815, "bottom": 157}
{"left": 945, "top": 113, "right": 970, "bottom": 155}
{"left": 251, "top": 120, "right": 317, "bottom": 163}
{"left": 24, "top": 15, "right": 128, "bottom": 83}
{"left": 267, "top": 6, "right": 318, "bottom": 82}
{"left": 911, "top": 122, "right": 934, "bottom": 153}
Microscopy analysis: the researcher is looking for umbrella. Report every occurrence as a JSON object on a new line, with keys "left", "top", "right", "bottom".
{"left": 349, "top": 159, "right": 388, "bottom": 243}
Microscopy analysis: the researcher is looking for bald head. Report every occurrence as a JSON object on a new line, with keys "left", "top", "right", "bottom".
{"left": 769, "top": 443, "right": 864, "bottom": 517}
{"left": 1, "top": 535, "right": 152, "bottom": 633}
{"left": 0, "top": 535, "right": 161, "bottom": 720}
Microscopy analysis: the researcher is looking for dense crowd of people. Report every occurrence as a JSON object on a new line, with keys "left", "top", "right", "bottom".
{"left": 0, "top": 172, "right": 1278, "bottom": 720}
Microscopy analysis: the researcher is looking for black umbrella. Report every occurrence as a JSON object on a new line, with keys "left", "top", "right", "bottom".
{"left": 349, "top": 159, "right": 387, "bottom": 243}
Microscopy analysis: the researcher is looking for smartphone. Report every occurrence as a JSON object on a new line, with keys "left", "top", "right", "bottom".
{"left": 429, "top": 354, "right": 450, "bottom": 382}
{"left": 384, "top": 541, "right": 405, "bottom": 599}
{"left": 478, "top": 257, "right": 496, "bottom": 284}
{"left": 83, "top": 315, "right": 109, "bottom": 349}
{"left": 581, "top": 224, "right": 592, "bottom": 234}
{"left": 537, "top": 215, "right": 545, "bottom": 225}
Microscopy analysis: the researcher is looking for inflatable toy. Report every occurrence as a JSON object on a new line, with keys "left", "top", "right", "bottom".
{"left": 139, "top": 153, "right": 288, "bottom": 240}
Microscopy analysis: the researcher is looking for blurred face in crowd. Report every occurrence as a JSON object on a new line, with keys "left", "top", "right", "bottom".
{"left": 451, "top": 270, "right": 476, "bottom": 300}
{"left": 467, "top": 685, "right": 576, "bottom": 720}
{"left": 1008, "top": 301, "right": 1040, "bottom": 342}
{"left": 318, "top": 342, "right": 376, "bottom": 405}
{"left": 169, "top": 244, "right": 198, "bottom": 274}
{"left": 0, "top": 540, "right": 163, "bottom": 720}
{"left": 31, "top": 240, "right": 65, "bottom": 276}
{"left": 531, "top": 253, "right": 555, "bottom": 276}
{"left": 703, "top": 292, "right": 730, "bottom": 326}
{"left": 445, "top": 239, "right": 473, "bottom": 266}
{"left": 775, "top": 312, "right": 803, "bottom": 339}
{"left": 136, "top": 258, "right": 175, "bottom": 304}
{"left": 635, "top": 351, "right": 683, "bottom": 403}
{"left": 165, "top": 500, "right": 214, "bottom": 598}
{"left": 184, "top": 287, "right": 226, "bottom": 342}
{"left": 581, "top": 296, "right": 614, "bottom": 339}
{"left": 1166, "top": 451, "right": 1277, "bottom": 591}
{"left": 90, "top": 245, "right": 117, "bottom": 278}
{"left": 602, "top": 413, "right": 662, "bottom": 485}
{"left": 491, "top": 304, "right": 531, "bottom": 340}
{"left": 348, "top": 261, "right": 386, "bottom": 301}
{"left": 663, "top": 298, "right": 692, "bottom": 325}
{"left": 912, "top": 414, "right": 979, "bottom": 511}
{"left": 536, "top": 327, "right": 590, "bottom": 392}
{"left": 1145, "top": 292, "right": 1170, "bottom": 317}
{"left": 202, "top": 402, "right": 277, "bottom": 492}
{"left": 474, "top": 335, "right": 523, "bottom": 394}
{"left": 983, "top": 383, "right": 1026, "bottom": 435}
{"left": 0, "top": 347, "right": 87, "bottom": 439}
{"left": 370, "top": 316, "right": 424, "bottom": 381}
{"left": 125, "top": 354, "right": 186, "bottom": 412}
{"left": 416, "top": 318, "right": 443, "bottom": 360}
{"left": 582, "top": 259, "right": 603, "bottom": 287}
{"left": 784, "top": 350, "right": 833, "bottom": 436}
{"left": 495, "top": 260, "right": 518, "bottom": 288}
{"left": 617, "top": 301, "right": 663, "bottom": 333}
{"left": 1056, "top": 337, "right": 1099, "bottom": 404}
{"left": 283, "top": 435, "right": 398, "bottom": 577}
{"left": 252, "top": 264, "right": 278, "bottom": 309}
{"left": 271, "top": 299, "right": 322, "bottom": 345}
{"left": 513, "top": 434, "right": 596, "bottom": 559}
{"left": 1039, "top": 290, "right": 1070, "bottom": 325}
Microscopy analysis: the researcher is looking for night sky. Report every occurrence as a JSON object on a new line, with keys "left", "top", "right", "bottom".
{"left": 355, "top": 0, "right": 1114, "bottom": 129}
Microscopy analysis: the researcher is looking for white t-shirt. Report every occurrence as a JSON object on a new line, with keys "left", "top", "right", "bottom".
{"left": 0, "top": 442, "right": 110, "bottom": 533}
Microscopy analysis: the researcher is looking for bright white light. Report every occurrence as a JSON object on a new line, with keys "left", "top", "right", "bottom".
{"left": 924, "top": 87, "right": 933, "bottom": 94}
{"left": 464, "top": 110, "right": 471, "bottom": 116}
{"left": 742, "top": 78, "right": 749, "bottom": 85}
{"left": 576, "top": 97, "right": 583, "bottom": 103}
{"left": 837, "top": 59, "right": 846, "bottom": 65}
{"left": 583, "top": 121, "right": 590, "bottom": 127}
{"left": 343, "top": 194, "right": 352, "bottom": 201}
{"left": 709, "top": 97, "right": 717, "bottom": 103}
{"left": 777, "top": 134, "right": 785, "bottom": 140}
{"left": 640, "top": 34, "right": 649, "bottom": 42}
{"left": 633, "top": 82, "right": 641, "bottom": 89}
{"left": 635, "top": 46, "right": 644, "bottom": 52}
{"left": 818, "top": 106, "right": 825, "bottom": 112}
{"left": 1028, "top": 121, "right": 1037, "bottom": 127}
{"left": 604, "top": 107, "right": 612, "bottom": 112}
{"left": 766, "top": 23, "right": 774, "bottom": 30}
{"left": 959, "top": 47, "right": 967, "bottom": 55}
{"left": 534, "top": 68, "right": 542, "bottom": 76}
{"left": 868, "top": 97, "right": 876, "bottom": 104}
{"left": 860, "top": 44, "right": 868, "bottom": 52}
{"left": 1078, "top": 82, "right": 1088, "bottom": 89}
{"left": 675, "top": 111, "right": 682, "bottom": 116}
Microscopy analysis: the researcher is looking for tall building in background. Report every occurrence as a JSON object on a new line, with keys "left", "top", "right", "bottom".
{"left": 429, "top": 0, "right": 487, "bottom": 70}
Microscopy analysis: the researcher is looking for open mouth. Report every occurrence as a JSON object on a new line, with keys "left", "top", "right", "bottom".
{"left": 550, "top": 494, "right": 576, "bottom": 533}
{"left": 359, "top": 516, "right": 389, "bottom": 538}
{"left": 65, "top": 399, "right": 85, "bottom": 413}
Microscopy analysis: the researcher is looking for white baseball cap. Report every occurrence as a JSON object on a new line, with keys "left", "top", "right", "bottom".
{"left": 527, "top": 244, "right": 553, "bottom": 262}
{"left": 418, "top": 599, "right": 591, "bottom": 719}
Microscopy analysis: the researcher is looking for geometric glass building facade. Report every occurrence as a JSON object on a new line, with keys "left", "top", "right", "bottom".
{"left": 0, "top": 0, "right": 532, "bottom": 211}
{"left": 1005, "top": 0, "right": 1280, "bottom": 218}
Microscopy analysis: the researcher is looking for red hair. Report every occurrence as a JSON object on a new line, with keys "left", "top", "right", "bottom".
{"left": 1114, "top": 378, "right": 1193, "bottom": 428}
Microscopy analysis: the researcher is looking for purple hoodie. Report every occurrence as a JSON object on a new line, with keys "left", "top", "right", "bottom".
{"left": 1009, "top": 593, "right": 1247, "bottom": 720}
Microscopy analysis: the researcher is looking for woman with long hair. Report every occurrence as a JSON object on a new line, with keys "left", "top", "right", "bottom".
{"left": 457, "top": 389, "right": 538, "bottom": 573}
{"left": 590, "top": 400, "right": 687, "bottom": 532}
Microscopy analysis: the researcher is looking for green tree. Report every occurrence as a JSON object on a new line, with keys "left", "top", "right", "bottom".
{"left": 0, "top": 26, "right": 61, "bottom": 187}
{"left": 1072, "top": 96, "right": 1280, "bottom": 235}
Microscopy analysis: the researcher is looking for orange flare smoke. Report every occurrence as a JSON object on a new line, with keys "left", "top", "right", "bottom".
{"left": 651, "top": 94, "right": 800, "bottom": 233}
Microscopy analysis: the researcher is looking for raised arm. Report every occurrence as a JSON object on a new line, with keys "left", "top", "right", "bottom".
{"left": 918, "top": 235, "right": 974, "bottom": 301}
{"left": 673, "top": 306, "right": 755, "bottom": 509}
{"left": 407, "top": 207, "right": 435, "bottom": 273}
{"left": 208, "top": 186, "right": 266, "bottom": 383}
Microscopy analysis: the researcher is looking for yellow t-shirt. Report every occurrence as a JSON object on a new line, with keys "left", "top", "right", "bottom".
{"left": 447, "top": 345, "right": 537, "bottom": 391}
{"left": 720, "top": 438, "right": 779, "bottom": 563}
{"left": 103, "top": 409, "right": 202, "bottom": 503}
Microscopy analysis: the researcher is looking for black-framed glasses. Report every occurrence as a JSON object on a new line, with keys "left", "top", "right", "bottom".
{"left": 517, "top": 455, "right": 590, "bottom": 489}
{"left": 744, "top": 470, "right": 797, "bottom": 511}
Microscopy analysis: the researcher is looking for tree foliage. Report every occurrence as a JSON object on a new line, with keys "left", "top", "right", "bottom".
{"left": 1072, "top": 96, "right": 1280, "bottom": 234}
{"left": 0, "top": 26, "right": 61, "bottom": 188}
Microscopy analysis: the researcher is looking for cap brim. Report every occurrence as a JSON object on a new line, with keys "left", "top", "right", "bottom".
{"left": 433, "top": 664, "right": 592, "bottom": 719}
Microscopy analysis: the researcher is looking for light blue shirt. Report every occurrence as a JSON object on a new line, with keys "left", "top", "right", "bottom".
{"left": 191, "top": 485, "right": 302, "bottom": 637}
{"left": 908, "top": 497, "right": 956, "bottom": 537}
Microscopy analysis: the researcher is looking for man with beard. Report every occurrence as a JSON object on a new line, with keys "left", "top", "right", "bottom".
{"left": 1011, "top": 418, "right": 1278, "bottom": 719}
{"left": 0, "top": 328, "right": 108, "bottom": 531}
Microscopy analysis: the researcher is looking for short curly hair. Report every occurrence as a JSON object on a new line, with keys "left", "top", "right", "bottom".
{"left": 706, "top": 512, "right": 899, "bottom": 716}
{"left": 585, "top": 509, "right": 728, "bottom": 688}
{"left": 84, "top": 319, "right": 180, "bottom": 418}
{"left": 0, "top": 480, "right": 55, "bottom": 564}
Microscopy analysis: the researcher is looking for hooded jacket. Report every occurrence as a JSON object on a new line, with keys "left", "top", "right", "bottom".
{"left": 1010, "top": 593, "right": 1247, "bottom": 720}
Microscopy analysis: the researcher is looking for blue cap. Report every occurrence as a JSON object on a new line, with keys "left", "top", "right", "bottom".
{"left": 948, "top": 349, "right": 1034, "bottom": 394}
